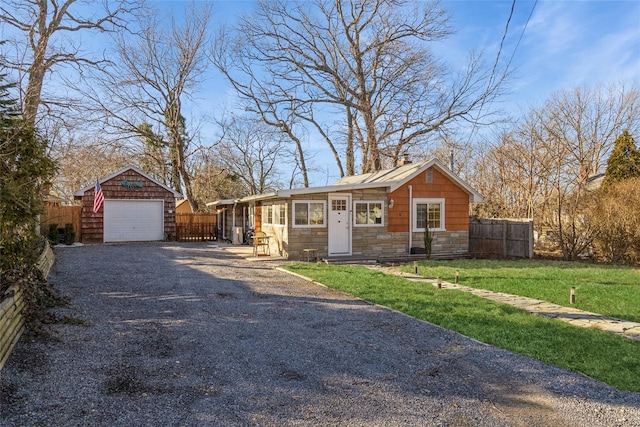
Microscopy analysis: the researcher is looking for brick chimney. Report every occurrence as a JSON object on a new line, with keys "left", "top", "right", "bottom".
{"left": 396, "top": 153, "right": 412, "bottom": 166}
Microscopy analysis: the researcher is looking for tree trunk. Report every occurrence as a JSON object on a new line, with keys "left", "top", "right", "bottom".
{"left": 346, "top": 107, "right": 355, "bottom": 176}
{"left": 23, "top": 42, "right": 48, "bottom": 127}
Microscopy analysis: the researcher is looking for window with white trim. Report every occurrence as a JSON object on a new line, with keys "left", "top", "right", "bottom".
{"left": 413, "top": 198, "right": 445, "bottom": 231}
{"left": 292, "top": 200, "right": 326, "bottom": 227}
{"left": 263, "top": 203, "right": 286, "bottom": 226}
{"left": 354, "top": 201, "right": 384, "bottom": 226}
{"left": 264, "top": 205, "right": 273, "bottom": 224}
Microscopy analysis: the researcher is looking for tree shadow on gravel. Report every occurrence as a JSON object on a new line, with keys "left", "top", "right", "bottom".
{"left": 1, "top": 242, "right": 639, "bottom": 427}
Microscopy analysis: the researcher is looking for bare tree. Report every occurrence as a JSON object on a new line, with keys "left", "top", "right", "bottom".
{"left": 52, "top": 137, "right": 135, "bottom": 202}
{"left": 83, "top": 2, "right": 213, "bottom": 212}
{"left": 213, "top": 0, "right": 507, "bottom": 180}
{"left": 472, "top": 82, "right": 640, "bottom": 259}
{"left": 216, "top": 115, "right": 288, "bottom": 195}
{"left": 587, "top": 177, "right": 640, "bottom": 262}
{"left": 187, "top": 148, "right": 244, "bottom": 209}
{"left": 0, "top": 0, "right": 137, "bottom": 128}
{"left": 471, "top": 124, "right": 554, "bottom": 220}
{"left": 533, "top": 83, "right": 640, "bottom": 259}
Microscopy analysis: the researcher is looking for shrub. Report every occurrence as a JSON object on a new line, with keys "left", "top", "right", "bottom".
{"left": 64, "top": 223, "right": 75, "bottom": 245}
{"left": 1, "top": 264, "right": 69, "bottom": 336}
{"left": 48, "top": 223, "right": 60, "bottom": 245}
{"left": 588, "top": 178, "right": 640, "bottom": 263}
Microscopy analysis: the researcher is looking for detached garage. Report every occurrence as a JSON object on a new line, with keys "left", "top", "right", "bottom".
{"left": 75, "top": 166, "right": 182, "bottom": 243}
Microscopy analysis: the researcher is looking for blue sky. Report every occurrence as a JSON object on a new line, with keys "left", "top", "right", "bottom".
{"left": 205, "top": 0, "right": 639, "bottom": 111}
{"left": 445, "top": 0, "right": 639, "bottom": 109}
{"left": 4, "top": 0, "right": 638, "bottom": 187}
{"left": 194, "top": 0, "right": 639, "bottom": 185}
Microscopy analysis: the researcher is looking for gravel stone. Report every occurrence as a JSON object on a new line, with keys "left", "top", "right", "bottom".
{"left": 1, "top": 242, "right": 639, "bottom": 426}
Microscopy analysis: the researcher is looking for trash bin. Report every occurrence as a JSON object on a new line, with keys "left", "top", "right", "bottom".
{"left": 233, "top": 227, "right": 243, "bottom": 245}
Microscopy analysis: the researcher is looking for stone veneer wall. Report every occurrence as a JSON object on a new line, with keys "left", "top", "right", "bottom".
{"left": 283, "top": 189, "right": 469, "bottom": 260}
{"left": 410, "top": 230, "right": 469, "bottom": 255}
{"left": 259, "top": 182, "right": 471, "bottom": 260}
{"left": 283, "top": 194, "right": 328, "bottom": 260}
{"left": 350, "top": 188, "right": 399, "bottom": 257}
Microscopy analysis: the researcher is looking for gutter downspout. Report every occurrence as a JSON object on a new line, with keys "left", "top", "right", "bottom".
{"left": 232, "top": 203, "right": 237, "bottom": 242}
{"left": 221, "top": 209, "right": 226, "bottom": 241}
{"left": 408, "top": 185, "right": 413, "bottom": 252}
{"left": 242, "top": 206, "right": 246, "bottom": 232}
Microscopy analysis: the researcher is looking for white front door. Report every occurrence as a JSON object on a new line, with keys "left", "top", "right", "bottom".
{"left": 328, "top": 194, "right": 351, "bottom": 256}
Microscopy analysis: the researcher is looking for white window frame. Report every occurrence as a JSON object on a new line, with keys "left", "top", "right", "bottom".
{"left": 263, "top": 204, "right": 273, "bottom": 225}
{"left": 262, "top": 203, "right": 286, "bottom": 227}
{"left": 292, "top": 200, "right": 326, "bottom": 228}
{"left": 412, "top": 198, "right": 445, "bottom": 232}
{"left": 353, "top": 201, "right": 384, "bottom": 227}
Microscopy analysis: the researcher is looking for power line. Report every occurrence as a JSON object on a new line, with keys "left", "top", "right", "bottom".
{"left": 463, "top": 0, "right": 538, "bottom": 148}
{"left": 506, "top": 0, "right": 538, "bottom": 73}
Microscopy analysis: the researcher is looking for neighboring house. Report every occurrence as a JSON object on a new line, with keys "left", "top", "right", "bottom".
{"left": 176, "top": 199, "right": 193, "bottom": 214}
{"left": 207, "top": 158, "right": 483, "bottom": 260}
{"left": 42, "top": 189, "right": 65, "bottom": 207}
{"left": 585, "top": 173, "right": 605, "bottom": 192}
{"left": 74, "top": 166, "right": 182, "bottom": 243}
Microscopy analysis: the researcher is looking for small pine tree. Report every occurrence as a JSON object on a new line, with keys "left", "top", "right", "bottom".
{"left": 602, "top": 130, "right": 640, "bottom": 188}
{"left": 424, "top": 226, "right": 433, "bottom": 260}
{"left": 64, "top": 223, "right": 75, "bottom": 245}
{"left": 48, "top": 224, "right": 60, "bottom": 245}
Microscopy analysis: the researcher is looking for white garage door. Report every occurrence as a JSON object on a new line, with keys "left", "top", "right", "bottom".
{"left": 104, "top": 200, "right": 164, "bottom": 242}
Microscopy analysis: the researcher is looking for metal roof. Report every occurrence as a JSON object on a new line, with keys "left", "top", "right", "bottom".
{"left": 204, "top": 158, "right": 483, "bottom": 205}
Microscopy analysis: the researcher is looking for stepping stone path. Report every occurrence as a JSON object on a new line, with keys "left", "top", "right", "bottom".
{"left": 370, "top": 266, "right": 640, "bottom": 341}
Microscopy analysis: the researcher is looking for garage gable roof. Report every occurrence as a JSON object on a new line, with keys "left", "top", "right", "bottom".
{"left": 74, "top": 165, "right": 183, "bottom": 198}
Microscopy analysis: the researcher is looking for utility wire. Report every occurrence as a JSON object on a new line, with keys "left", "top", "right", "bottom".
{"left": 463, "top": 0, "right": 538, "bottom": 148}
{"left": 506, "top": 0, "right": 538, "bottom": 73}
{"left": 488, "top": 0, "right": 516, "bottom": 89}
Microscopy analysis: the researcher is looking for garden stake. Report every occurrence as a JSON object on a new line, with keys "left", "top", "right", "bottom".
{"left": 455, "top": 270, "right": 459, "bottom": 284}
{"left": 414, "top": 261, "right": 418, "bottom": 274}
{"left": 570, "top": 287, "right": 576, "bottom": 304}
{"left": 437, "top": 277, "right": 442, "bottom": 289}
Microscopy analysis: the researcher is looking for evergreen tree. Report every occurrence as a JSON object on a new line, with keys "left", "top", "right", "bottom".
{"left": 602, "top": 130, "right": 640, "bottom": 188}
{"left": 0, "top": 59, "right": 55, "bottom": 270}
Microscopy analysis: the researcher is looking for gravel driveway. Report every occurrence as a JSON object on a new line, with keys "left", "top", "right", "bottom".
{"left": 1, "top": 243, "right": 639, "bottom": 426}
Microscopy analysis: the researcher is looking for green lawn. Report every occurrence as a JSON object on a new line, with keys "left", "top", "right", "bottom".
{"left": 399, "top": 259, "right": 640, "bottom": 322}
{"left": 284, "top": 262, "right": 640, "bottom": 392}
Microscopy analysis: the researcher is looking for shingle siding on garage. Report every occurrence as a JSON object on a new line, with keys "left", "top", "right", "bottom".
{"left": 79, "top": 169, "right": 177, "bottom": 243}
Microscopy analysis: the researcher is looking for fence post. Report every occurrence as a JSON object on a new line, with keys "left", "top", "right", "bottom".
{"left": 502, "top": 220, "right": 508, "bottom": 258}
{"left": 527, "top": 220, "right": 534, "bottom": 259}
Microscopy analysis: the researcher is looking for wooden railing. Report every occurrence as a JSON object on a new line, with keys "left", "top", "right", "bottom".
{"left": 176, "top": 213, "right": 217, "bottom": 242}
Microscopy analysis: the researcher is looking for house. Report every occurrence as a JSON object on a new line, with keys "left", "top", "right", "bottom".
{"left": 175, "top": 199, "right": 193, "bottom": 214}
{"left": 585, "top": 173, "right": 605, "bottom": 192}
{"left": 42, "top": 187, "right": 65, "bottom": 207}
{"left": 74, "top": 166, "right": 182, "bottom": 243}
{"left": 207, "top": 158, "right": 483, "bottom": 260}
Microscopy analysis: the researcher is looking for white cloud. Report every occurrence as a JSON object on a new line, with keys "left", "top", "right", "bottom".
{"left": 510, "top": 0, "right": 639, "bottom": 105}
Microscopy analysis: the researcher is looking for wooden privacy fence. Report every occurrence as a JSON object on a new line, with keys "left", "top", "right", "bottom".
{"left": 41, "top": 205, "right": 82, "bottom": 241}
{"left": 469, "top": 218, "right": 534, "bottom": 259}
{"left": 176, "top": 213, "right": 217, "bottom": 242}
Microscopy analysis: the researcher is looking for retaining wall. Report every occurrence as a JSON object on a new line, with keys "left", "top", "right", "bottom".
{"left": 0, "top": 240, "right": 54, "bottom": 370}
